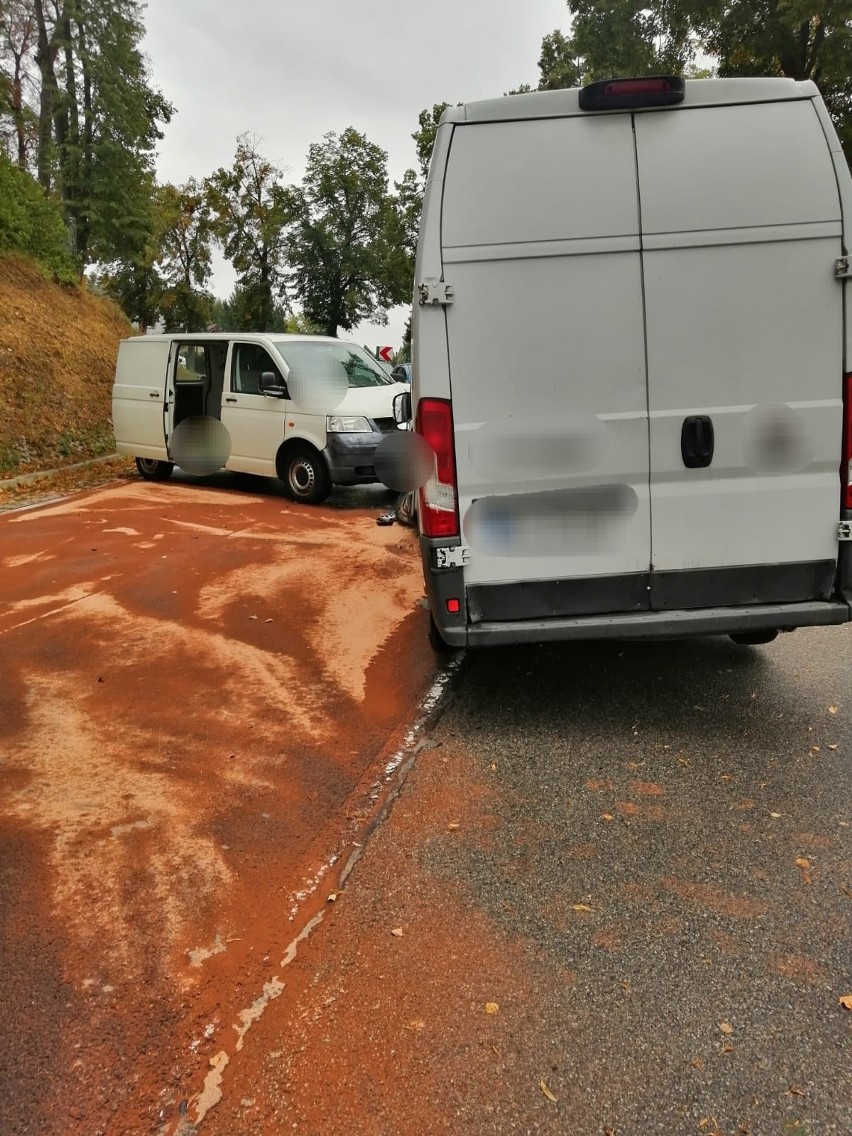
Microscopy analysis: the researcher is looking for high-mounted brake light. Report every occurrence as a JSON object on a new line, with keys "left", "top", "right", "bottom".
{"left": 416, "top": 397, "right": 460, "bottom": 539}
{"left": 842, "top": 373, "right": 852, "bottom": 510}
{"left": 579, "top": 75, "right": 685, "bottom": 111}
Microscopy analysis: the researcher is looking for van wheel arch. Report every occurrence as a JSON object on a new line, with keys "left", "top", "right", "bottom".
{"left": 276, "top": 440, "right": 332, "bottom": 504}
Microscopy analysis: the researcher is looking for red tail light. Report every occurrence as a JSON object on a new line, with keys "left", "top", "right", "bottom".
{"left": 843, "top": 372, "right": 852, "bottom": 510}
{"left": 416, "top": 397, "right": 459, "bottom": 538}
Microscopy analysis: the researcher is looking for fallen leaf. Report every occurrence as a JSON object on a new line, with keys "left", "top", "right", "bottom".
{"left": 485, "top": 1002, "right": 499, "bottom": 1015}
{"left": 327, "top": 892, "right": 338, "bottom": 903}
{"left": 405, "top": 1018, "right": 425, "bottom": 1032}
{"left": 828, "top": 744, "right": 838, "bottom": 751}
{"left": 265, "top": 618, "right": 273, "bottom": 623}
{"left": 539, "top": 1078, "right": 558, "bottom": 1104}
{"left": 795, "top": 858, "right": 811, "bottom": 870}
{"left": 828, "top": 705, "right": 839, "bottom": 714}
{"left": 721, "top": 1042, "right": 734, "bottom": 1054}
{"left": 692, "top": 1057, "right": 704, "bottom": 1070}
{"left": 390, "top": 927, "right": 403, "bottom": 937}
{"left": 447, "top": 822, "right": 460, "bottom": 831}
{"left": 839, "top": 993, "right": 852, "bottom": 1010}
{"left": 601, "top": 813, "right": 615, "bottom": 823}
{"left": 249, "top": 615, "right": 258, "bottom": 620}
{"left": 785, "top": 1087, "right": 806, "bottom": 1098}
{"left": 769, "top": 812, "right": 782, "bottom": 819}
{"left": 571, "top": 903, "right": 594, "bottom": 912}
{"left": 719, "top": 1021, "right": 734, "bottom": 1035}
{"left": 620, "top": 980, "right": 632, "bottom": 993}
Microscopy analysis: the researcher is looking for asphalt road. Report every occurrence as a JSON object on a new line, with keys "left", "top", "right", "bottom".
{"left": 204, "top": 624, "right": 852, "bottom": 1136}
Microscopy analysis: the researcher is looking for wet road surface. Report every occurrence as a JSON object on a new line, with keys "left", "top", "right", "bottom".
{"left": 200, "top": 626, "right": 851, "bottom": 1136}
{"left": 0, "top": 475, "right": 438, "bottom": 1135}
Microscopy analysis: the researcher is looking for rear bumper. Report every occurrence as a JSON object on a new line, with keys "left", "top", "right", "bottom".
{"left": 420, "top": 536, "right": 852, "bottom": 647}
{"left": 459, "top": 600, "right": 851, "bottom": 647}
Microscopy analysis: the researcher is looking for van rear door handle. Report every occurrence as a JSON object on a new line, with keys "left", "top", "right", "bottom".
{"left": 681, "top": 415, "right": 714, "bottom": 468}
{"left": 225, "top": 396, "right": 238, "bottom": 404}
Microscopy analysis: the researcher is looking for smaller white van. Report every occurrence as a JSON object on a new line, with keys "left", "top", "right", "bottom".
{"left": 112, "top": 333, "right": 404, "bottom": 503}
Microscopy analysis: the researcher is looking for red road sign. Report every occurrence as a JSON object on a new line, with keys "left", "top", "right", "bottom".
{"left": 376, "top": 346, "right": 393, "bottom": 363}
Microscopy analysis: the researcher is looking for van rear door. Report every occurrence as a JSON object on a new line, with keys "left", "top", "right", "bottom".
{"left": 440, "top": 115, "right": 653, "bottom": 619}
{"left": 636, "top": 97, "right": 844, "bottom": 608}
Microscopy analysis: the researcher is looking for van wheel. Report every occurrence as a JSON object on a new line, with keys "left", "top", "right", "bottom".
{"left": 428, "top": 613, "right": 456, "bottom": 654}
{"left": 729, "top": 630, "right": 778, "bottom": 646}
{"left": 280, "top": 446, "right": 331, "bottom": 504}
{"left": 135, "top": 457, "right": 174, "bottom": 482}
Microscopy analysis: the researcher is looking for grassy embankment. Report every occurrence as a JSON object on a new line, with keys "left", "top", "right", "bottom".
{"left": 0, "top": 255, "right": 134, "bottom": 478}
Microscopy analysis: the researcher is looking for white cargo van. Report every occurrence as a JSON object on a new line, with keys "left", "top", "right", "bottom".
{"left": 112, "top": 333, "right": 404, "bottom": 503}
{"left": 411, "top": 76, "right": 852, "bottom": 648}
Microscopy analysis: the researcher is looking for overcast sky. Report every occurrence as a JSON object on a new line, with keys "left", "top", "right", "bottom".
{"left": 141, "top": 0, "right": 569, "bottom": 348}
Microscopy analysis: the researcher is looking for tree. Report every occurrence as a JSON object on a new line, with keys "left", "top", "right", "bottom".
{"left": 536, "top": 1, "right": 852, "bottom": 153}
{"left": 4, "top": 0, "right": 171, "bottom": 269}
{"left": 0, "top": 0, "right": 38, "bottom": 168}
{"left": 88, "top": 171, "right": 162, "bottom": 329}
{"left": 287, "top": 127, "right": 410, "bottom": 338}
{"left": 206, "top": 134, "right": 292, "bottom": 331}
{"left": 155, "top": 179, "right": 214, "bottom": 332}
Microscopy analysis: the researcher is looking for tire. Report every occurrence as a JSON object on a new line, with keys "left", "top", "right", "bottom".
{"left": 428, "top": 613, "right": 457, "bottom": 654}
{"left": 135, "top": 457, "right": 174, "bottom": 482}
{"left": 280, "top": 446, "right": 331, "bottom": 504}
{"left": 729, "top": 630, "right": 779, "bottom": 646}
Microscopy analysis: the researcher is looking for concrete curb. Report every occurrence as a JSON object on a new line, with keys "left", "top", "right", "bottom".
{"left": 0, "top": 452, "right": 123, "bottom": 490}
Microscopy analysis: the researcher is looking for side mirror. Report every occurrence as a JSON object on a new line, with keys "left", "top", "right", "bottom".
{"left": 260, "top": 371, "right": 287, "bottom": 398}
{"left": 393, "top": 390, "right": 412, "bottom": 425}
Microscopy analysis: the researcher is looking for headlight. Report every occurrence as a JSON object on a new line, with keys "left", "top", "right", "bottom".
{"left": 327, "top": 416, "right": 371, "bottom": 433}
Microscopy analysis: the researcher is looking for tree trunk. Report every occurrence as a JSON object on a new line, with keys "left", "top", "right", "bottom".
{"left": 11, "top": 53, "right": 27, "bottom": 169}
{"left": 33, "top": 0, "right": 59, "bottom": 189}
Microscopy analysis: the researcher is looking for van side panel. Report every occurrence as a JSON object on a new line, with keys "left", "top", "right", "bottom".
{"left": 112, "top": 339, "right": 169, "bottom": 459}
{"left": 412, "top": 122, "right": 456, "bottom": 406}
{"left": 438, "top": 116, "right": 653, "bottom": 595}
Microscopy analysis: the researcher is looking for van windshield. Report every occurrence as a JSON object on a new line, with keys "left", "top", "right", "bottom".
{"left": 272, "top": 341, "right": 394, "bottom": 388}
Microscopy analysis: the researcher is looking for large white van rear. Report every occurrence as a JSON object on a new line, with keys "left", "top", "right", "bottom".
{"left": 412, "top": 77, "right": 852, "bottom": 648}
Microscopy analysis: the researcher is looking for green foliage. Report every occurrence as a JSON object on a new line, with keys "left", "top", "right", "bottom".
{"left": 74, "top": 0, "right": 174, "bottom": 266}
{"left": 413, "top": 103, "right": 450, "bottom": 180}
{"left": 2, "top": 0, "right": 172, "bottom": 269}
{"left": 538, "top": 30, "right": 583, "bottom": 90}
{"left": 0, "top": 152, "right": 76, "bottom": 281}
{"left": 536, "top": 1, "right": 852, "bottom": 151}
{"left": 155, "top": 179, "right": 214, "bottom": 332}
{"left": 206, "top": 286, "right": 290, "bottom": 333}
{"left": 206, "top": 134, "right": 293, "bottom": 331}
{"left": 287, "top": 127, "right": 410, "bottom": 338}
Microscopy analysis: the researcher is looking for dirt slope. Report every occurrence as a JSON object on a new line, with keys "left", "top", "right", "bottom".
{"left": 0, "top": 255, "right": 133, "bottom": 475}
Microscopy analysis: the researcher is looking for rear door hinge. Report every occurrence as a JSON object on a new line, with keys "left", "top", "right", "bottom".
{"left": 433, "top": 544, "right": 470, "bottom": 569}
{"left": 835, "top": 257, "right": 851, "bottom": 280}
{"left": 418, "top": 281, "right": 454, "bottom": 307}
{"left": 839, "top": 520, "right": 852, "bottom": 541}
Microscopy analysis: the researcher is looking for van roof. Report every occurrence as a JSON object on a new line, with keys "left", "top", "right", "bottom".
{"left": 442, "top": 77, "right": 820, "bottom": 125}
{"left": 123, "top": 333, "right": 346, "bottom": 345}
